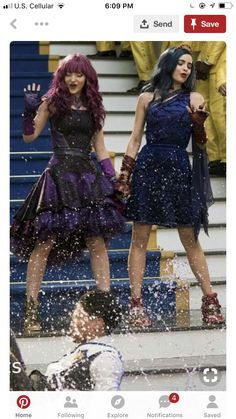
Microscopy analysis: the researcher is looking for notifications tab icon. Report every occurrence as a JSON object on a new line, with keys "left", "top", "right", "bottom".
{"left": 184, "top": 15, "right": 226, "bottom": 32}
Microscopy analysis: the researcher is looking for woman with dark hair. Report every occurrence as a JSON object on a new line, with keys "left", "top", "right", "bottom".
{"left": 11, "top": 54, "right": 125, "bottom": 333}
{"left": 116, "top": 45, "right": 225, "bottom": 327}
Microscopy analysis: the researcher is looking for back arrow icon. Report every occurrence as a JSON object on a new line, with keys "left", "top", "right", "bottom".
{"left": 10, "top": 19, "right": 17, "bottom": 29}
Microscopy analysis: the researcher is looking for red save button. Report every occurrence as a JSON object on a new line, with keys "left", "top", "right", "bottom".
{"left": 184, "top": 15, "right": 226, "bottom": 33}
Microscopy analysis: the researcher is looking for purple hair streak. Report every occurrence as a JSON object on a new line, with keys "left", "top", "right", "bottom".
{"left": 45, "top": 54, "right": 105, "bottom": 132}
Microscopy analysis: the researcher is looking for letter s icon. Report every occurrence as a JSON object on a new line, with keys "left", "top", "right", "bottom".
{"left": 12, "top": 361, "right": 22, "bottom": 374}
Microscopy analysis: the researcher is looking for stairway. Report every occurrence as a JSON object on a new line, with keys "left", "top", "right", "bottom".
{"left": 10, "top": 41, "right": 226, "bottom": 390}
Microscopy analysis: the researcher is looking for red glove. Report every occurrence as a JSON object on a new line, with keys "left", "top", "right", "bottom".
{"left": 189, "top": 110, "right": 208, "bottom": 145}
{"left": 116, "top": 155, "right": 135, "bottom": 197}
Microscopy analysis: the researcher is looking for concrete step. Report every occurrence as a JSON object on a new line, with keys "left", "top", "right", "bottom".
{"left": 208, "top": 200, "right": 226, "bottom": 224}
{"left": 112, "top": 156, "right": 227, "bottom": 200}
{"left": 10, "top": 73, "right": 51, "bottom": 94}
{"left": 57, "top": 54, "right": 138, "bottom": 78}
{"left": 158, "top": 224, "right": 226, "bottom": 253}
{"left": 9, "top": 150, "right": 131, "bottom": 176}
{"left": 10, "top": 169, "right": 226, "bottom": 203}
{"left": 9, "top": 157, "right": 226, "bottom": 200}
{"left": 175, "top": 251, "right": 226, "bottom": 280}
{"left": 11, "top": 41, "right": 41, "bottom": 56}
{"left": 9, "top": 150, "right": 225, "bottom": 200}
{"left": 10, "top": 275, "right": 226, "bottom": 333}
{"left": 10, "top": 125, "right": 193, "bottom": 153}
{"left": 9, "top": 193, "right": 225, "bottom": 227}
{"left": 11, "top": 55, "right": 50, "bottom": 72}
{"left": 10, "top": 250, "right": 163, "bottom": 282}
{"left": 10, "top": 150, "right": 102, "bottom": 175}
{"left": 210, "top": 177, "right": 226, "bottom": 199}
{"left": 11, "top": 110, "right": 136, "bottom": 131}
{"left": 89, "top": 58, "right": 137, "bottom": 75}
{"left": 189, "top": 282, "right": 226, "bottom": 310}
{"left": 10, "top": 130, "right": 137, "bottom": 153}
{"left": 11, "top": 92, "right": 138, "bottom": 112}
{"left": 19, "top": 356, "right": 226, "bottom": 391}
{"left": 10, "top": 73, "right": 138, "bottom": 93}
{"left": 49, "top": 43, "right": 136, "bottom": 69}
{"left": 49, "top": 41, "right": 98, "bottom": 56}
{"left": 16, "top": 311, "right": 226, "bottom": 362}
{"left": 10, "top": 183, "right": 226, "bottom": 247}
{"left": 121, "top": 362, "right": 226, "bottom": 390}
{"left": 103, "top": 93, "right": 137, "bottom": 111}
{"left": 16, "top": 309, "right": 226, "bottom": 391}
{"left": 10, "top": 278, "right": 188, "bottom": 333}
{"left": 10, "top": 129, "right": 52, "bottom": 152}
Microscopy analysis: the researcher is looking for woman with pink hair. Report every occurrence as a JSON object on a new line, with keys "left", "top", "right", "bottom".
{"left": 11, "top": 54, "right": 125, "bottom": 333}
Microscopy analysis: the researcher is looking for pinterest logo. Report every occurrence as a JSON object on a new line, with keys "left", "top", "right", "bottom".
{"left": 17, "top": 395, "right": 31, "bottom": 409}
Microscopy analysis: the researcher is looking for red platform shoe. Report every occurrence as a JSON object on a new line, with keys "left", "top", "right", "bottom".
{"left": 201, "top": 293, "right": 225, "bottom": 325}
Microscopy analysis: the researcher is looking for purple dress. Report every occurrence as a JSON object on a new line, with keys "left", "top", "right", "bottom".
{"left": 11, "top": 109, "right": 125, "bottom": 263}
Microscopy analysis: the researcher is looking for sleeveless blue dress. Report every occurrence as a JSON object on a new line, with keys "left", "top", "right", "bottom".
{"left": 126, "top": 91, "right": 213, "bottom": 236}
{"left": 11, "top": 109, "right": 125, "bottom": 263}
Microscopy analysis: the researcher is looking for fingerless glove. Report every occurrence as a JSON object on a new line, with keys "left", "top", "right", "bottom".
{"left": 22, "top": 91, "right": 41, "bottom": 135}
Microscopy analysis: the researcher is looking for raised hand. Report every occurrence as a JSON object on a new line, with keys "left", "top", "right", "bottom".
{"left": 24, "top": 83, "right": 41, "bottom": 115}
{"left": 218, "top": 82, "right": 226, "bottom": 97}
{"left": 186, "top": 102, "right": 208, "bottom": 125}
{"left": 23, "top": 83, "right": 41, "bottom": 136}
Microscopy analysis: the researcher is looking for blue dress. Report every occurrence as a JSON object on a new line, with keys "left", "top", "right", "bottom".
{"left": 126, "top": 91, "right": 213, "bottom": 236}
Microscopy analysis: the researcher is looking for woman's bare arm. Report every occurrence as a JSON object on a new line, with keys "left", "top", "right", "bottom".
{"left": 125, "top": 92, "right": 152, "bottom": 158}
{"left": 93, "top": 129, "right": 110, "bottom": 161}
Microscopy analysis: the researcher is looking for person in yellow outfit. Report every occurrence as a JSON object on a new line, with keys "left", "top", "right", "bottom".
{"left": 88, "top": 41, "right": 156, "bottom": 93}
{"left": 160, "top": 41, "right": 187, "bottom": 54}
{"left": 88, "top": 41, "right": 133, "bottom": 58}
{"left": 194, "top": 42, "right": 226, "bottom": 176}
{"left": 126, "top": 42, "right": 156, "bottom": 93}
{"left": 216, "top": 47, "right": 226, "bottom": 97}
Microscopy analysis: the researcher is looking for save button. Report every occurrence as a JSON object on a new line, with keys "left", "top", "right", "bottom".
{"left": 184, "top": 15, "right": 226, "bottom": 33}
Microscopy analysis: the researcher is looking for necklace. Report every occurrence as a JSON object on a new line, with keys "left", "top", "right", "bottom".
{"left": 169, "top": 87, "right": 182, "bottom": 94}
{"left": 73, "top": 95, "right": 83, "bottom": 109}
{"left": 153, "top": 88, "right": 182, "bottom": 104}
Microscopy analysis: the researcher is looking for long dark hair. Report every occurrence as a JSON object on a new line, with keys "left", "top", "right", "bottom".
{"left": 144, "top": 45, "right": 196, "bottom": 101}
{"left": 44, "top": 54, "right": 105, "bottom": 132}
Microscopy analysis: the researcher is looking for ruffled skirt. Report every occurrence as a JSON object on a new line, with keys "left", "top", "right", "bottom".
{"left": 10, "top": 153, "right": 125, "bottom": 263}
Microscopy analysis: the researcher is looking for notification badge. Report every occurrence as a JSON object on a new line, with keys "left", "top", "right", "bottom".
{"left": 17, "top": 395, "right": 31, "bottom": 409}
{"left": 184, "top": 15, "right": 226, "bottom": 32}
{"left": 169, "top": 393, "right": 180, "bottom": 404}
